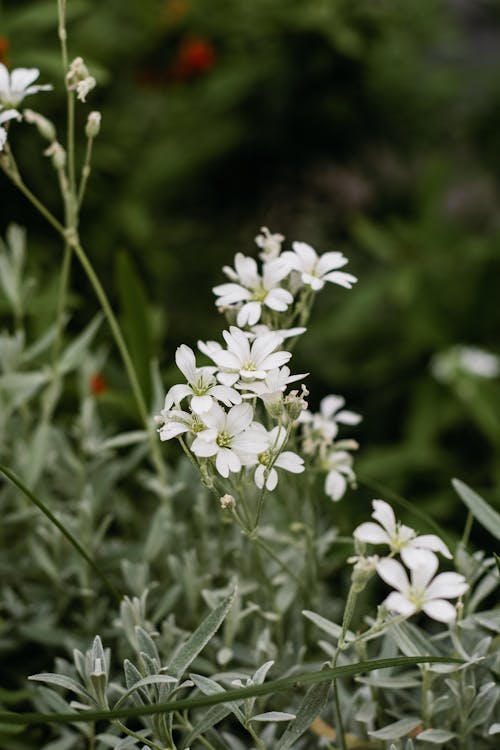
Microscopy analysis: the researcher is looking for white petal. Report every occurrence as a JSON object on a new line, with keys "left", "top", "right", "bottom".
{"left": 175, "top": 345, "right": 198, "bottom": 384}
{"left": 408, "top": 550, "right": 439, "bottom": 591}
{"left": 264, "top": 288, "right": 293, "bottom": 312}
{"left": 422, "top": 599, "right": 457, "bottom": 623}
{"left": 411, "top": 534, "right": 452, "bottom": 559}
{"left": 376, "top": 558, "right": 409, "bottom": 593}
{"left": 302, "top": 272, "right": 324, "bottom": 291}
{"left": 216, "top": 448, "right": 241, "bottom": 477}
{"left": 163, "top": 383, "right": 192, "bottom": 409}
{"left": 209, "top": 385, "right": 241, "bottom": 406}
{"left": 316, "top": 251, "right": 348, "bottom": 275}
{"left": 324, "top": 470, "right": 346, "bottom": 501}
{"left": 251, "top": 331, "right": 283, "bottom": 364}
{"left": 322, "top": 271, "right": 357, "bottom": 289}
{"left": 190, "top": 394, "right": 214, "bottom": 414}
{"left": 217, "top": 371, "right": 240, "bottom": 386}
{"left": 371, "top": 499, "right": 397, "bottom": 536}
{"left": 259, "top": 350, "right": 292, "bottom": 370}
{"left": 353, "top": 522, "right": 390, "bottom": 546}
{"left": 262, "top": 257, "right": 292, "bottom": 286}
{"left": 265, "top": 468, "right": 278, "bottom": 491}
{"left": 159, "top": 422, "right": 189, "bottom": 440}
{"left": 0, "top": 63, "right": 9, "bottom": 96}
{"left": 225, "top": 403, "right": 253, "bottom": 435}
{"left": 234, "top": 253, "right": 260, "bottom": 287}
{"left": 253, "top": 465, "right": 265, "bottom": 488}
{"left": 191, "top": 436, "right": 218, "bottom": 457}
{"left": 291, "top": 241, "right": 317, "bottom": 270}
{"left": 274, "top": 451, "right": 304, "bottom": 473}
{"left": 384, "top": 592, "right": 416, "bottom": 617}
{"left": 237, "top": 301, "right": 261, "bottom": 327}
{"left": 335, "top": 409, "right": 362, "bottom": 425}
{"left": 214, "top": 282, "right": 251, "bottom": 306}
{"left": 320, "top": 394, "right": 344, "bottom": 418}
{"left": 425, "top": 572, "right": 468, "bottom": 601}
{"left": 199, "top": 403, "right": 226, "bottom": 431}
{"left": 11, "top": 68, "right": 40, "bottom": 93}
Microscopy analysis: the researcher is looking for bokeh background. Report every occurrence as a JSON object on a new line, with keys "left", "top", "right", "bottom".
{"left": 2, "top": 0, "right": 500, "bottom": 527}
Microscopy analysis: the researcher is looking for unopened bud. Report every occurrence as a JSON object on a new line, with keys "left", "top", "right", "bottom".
{"left": 262, "top": 391, "right": 284, "bottom": 419}
{"left": 349, "top": 555, "right": 379, "bottom": 593}
{"left": 23, "top": 109, "right": 56, "bottom": 142}
{"left": 85, "top": 111, "right": 101, "bottom": 138}
{"left": 220, "top": 494, "right": 235, "bottom": 511}
{"left": 44, "top": 141, "right": 66, "bottom": 170}
{"left": 284, "top": 385, "right": 309, "bottom": 421}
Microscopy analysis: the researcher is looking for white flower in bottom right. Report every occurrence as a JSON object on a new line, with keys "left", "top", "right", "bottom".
{"left": 376, "top": 550, "right": 468, "bottom": 623}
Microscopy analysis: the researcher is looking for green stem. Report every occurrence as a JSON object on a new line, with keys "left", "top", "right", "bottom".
{"left": 114, "top": 720, "right": 164, "bottom": 750}
{"left": 460, "top": 511, "right": 473, "bottom": 549}
{"left": 78, "top": 136, "right": 94, "bottom": 208}
{"left": 331, "top": 585, "right": 358, "bottom": 750}
{"left": 246, "top": 722, "right": 266, "bottom": 750}
{"left": 0, "top": 464, "right": 120, "bottom": 602}
{"left": 0, "top": 657, "right": 462, "bottom": 726}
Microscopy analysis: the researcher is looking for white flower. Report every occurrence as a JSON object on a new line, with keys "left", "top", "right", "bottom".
{"left": 214, "top": 253, "right": 293, "bottom": 327}
{"left": 323, "top": 445, "right": 357, "bottom": 501}
{"left": 0, "top": 108, "right": 21, "bottom": 151}
{"left": 432, "top": 345, "right": 500, "bottom": 382}
{"left": 255, "top": 227, "right": 285, "bottom": 261}
{"left": 0, "top": 64, "right": 52, "bottom": 107}
{"left": 191, "top": 403, "right": 268, "bottom": 477}
{"left": 376, "top": 551, "right": 468, "bottom": 623}
{"left": 207, "top": 326, "right": 292, "bottom": 387}
{"left": 300, "top": 394, "right": 361, "bottom": 448}
{"left": 154, "top": 408, "right": 207, "bottom": 441}
{"left": 252, "top": 425, "right": 304, "bottom": 490}
{"left": 281, "top": 241, "right": 357, "bottom": 292}
{"left": 164, "top": 344, "right": 241, "bottom": 414}
{"left": 354, "top": 499, "right": 452, "bottom": 564}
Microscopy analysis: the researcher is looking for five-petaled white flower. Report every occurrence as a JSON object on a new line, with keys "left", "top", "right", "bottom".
{"left": 0, "top": 64, "right": 52, "bottom": 107}
{"left": 282, "top": 242, "right": 357, "bottom": 292}
{"left": 252, "top": 425, "right": 304, "bottom": 490}
{"left": 376, "top": 551, "right": 468, "bottom": 623}
{"left": 354, "top": 499, "right": 452, "bottom": 565}
{"left": 300, "top": 394, "right": 362, "bottom": 447}
{"left": 214, "top": 253, "right": 293, "bottom": 327}
{"left": 208, "top": 326, "right": 292, "bottom": 386}
{"left": 164, "top": 344, "right": 241, "bottom": 414}
{"left": 0, "top": 108, "right": 20, "bottom": 151}
{"left": 191, "top": 403, "right": 268, "bottom": 477}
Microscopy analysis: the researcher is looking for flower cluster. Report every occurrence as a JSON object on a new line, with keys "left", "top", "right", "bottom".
{"left": 156, "top": 229, "right": 360, "bottom": 503}
{"left": 353, "top": 499, "right": 468, "bottom": 622}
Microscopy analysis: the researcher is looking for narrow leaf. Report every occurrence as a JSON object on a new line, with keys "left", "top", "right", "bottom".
{"left": 275, "top": 674, "right": 330, "bottom": 750}
{"left": 28, "top": 674, "right": 91, "bottom": 701}
{"left": 452, "top": 478, "right": 500, "bottom": 542}
{"left": 168, "top": 589, "right": 236, "bottom": 679}
{"left": 416, "top": 729, "right": 457, "bottom": 744}
{"left": 180, "top": 704, "right": 232, "bottom": 749}
{"left": 369, "top": 717, "right": 421, "bottom": 740}
{"left": 114, "top": 675, "right": 177, "bottom": 709}
{"left": 251, "top": 711, "right": 296, "bottom": 722}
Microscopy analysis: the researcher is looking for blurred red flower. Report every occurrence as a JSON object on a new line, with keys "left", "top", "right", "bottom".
{"left": 0, "top": 37, "right": 9, "bottom": 65}
{"left": 90, "top": 372, "right": 107, "bottom": 396}
{"left": 170, "top": 37, "right": 216, "bottom": 81}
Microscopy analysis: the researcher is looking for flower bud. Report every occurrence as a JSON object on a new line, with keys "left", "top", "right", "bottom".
{"left": 284, "top": 385, "right": 309, "bottom": 422}
{"left": 44, "top": 141, "right": 66, "bottom": 170}
{"left": 23, "top": 109, "right": 56, "bottom": 142}
{"left": 220, "top": 493, "right": 235, "bottom": 511}
{"left": 85, "top": 111, "right": 101, "bottom": 138}
{"left": 349, "top": 554, "right": 379, "bottom": 593}
{"left": 67, "top": 57, "right": 96, "bottom": 102}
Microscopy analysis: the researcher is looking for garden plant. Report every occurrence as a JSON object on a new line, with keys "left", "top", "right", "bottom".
{"left": 0, "top": 2, "right": 499, "bottom": 749}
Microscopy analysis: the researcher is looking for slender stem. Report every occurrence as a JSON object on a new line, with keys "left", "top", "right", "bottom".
{"left": 1, "top": 163, "right": 66, "bottom": 235}
{"left": 0, "top": 464, "right": 120, "bottom": 602}
{"left": 421, "top": 667, "right": 430, "bottom": 729}
{"left": 246, "top": 723, "right": 266, "bottom": 750}
{"left": 78, "top": 136, "right": 94, "bottom": 207}
{"left": 114, "top": 720, "right": 163, "bottom": 750}
{"left": 331, "top": 585, "right": 358, "bottom": 750}
{"left": 252, "top": 534, "right": 301, "bottom": 586}
{"left": 70, "top": 237, "right": 167, "bottom": 481}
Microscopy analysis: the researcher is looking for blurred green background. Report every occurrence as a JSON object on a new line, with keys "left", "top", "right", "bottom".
{"left": 1, "top": 0, "right": 500, "bottom": 521}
